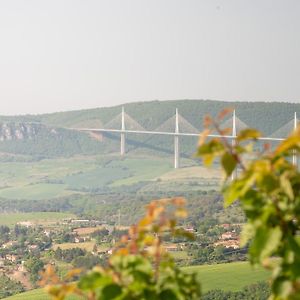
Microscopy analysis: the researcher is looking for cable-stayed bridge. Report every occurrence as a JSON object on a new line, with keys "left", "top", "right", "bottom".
{"left": 71, "top": 107, "right": 298, "bottom": 169}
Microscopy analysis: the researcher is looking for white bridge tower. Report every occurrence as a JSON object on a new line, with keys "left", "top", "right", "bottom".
{"left": 293, "top": 112, "right": 297, "bottom": 167}
{"left": 174, "top": 108, "right": 180, "bottom": 169}
{"left": 120, "top": 107, "right": 125, "bottom": 156}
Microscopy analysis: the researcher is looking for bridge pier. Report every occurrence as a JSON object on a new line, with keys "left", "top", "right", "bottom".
{"left": 231, "top": 110, "right": 237, "bottom": 181}
{"left": 121, "top": 107, "right": 125, "bottom": 156}
{"left": 293, "top": 112, "right": 297, "bottom": 167}
{"left": 174, "top": 108, "right": 179, "bottom": 169}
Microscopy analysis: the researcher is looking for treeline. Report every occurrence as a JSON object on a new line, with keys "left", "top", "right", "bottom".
{"left": 0, "top": 190, "right": 244, "bottom": 226}
{"left": 54, "top": 247, "right": 102, "bottom": 270}
{"left": 202, "top": 281, "right": 270, "bottom": 300}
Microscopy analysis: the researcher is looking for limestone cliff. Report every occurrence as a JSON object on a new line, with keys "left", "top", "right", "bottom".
{"left": 0, "top": 123, "right": 45, "bottom": 141}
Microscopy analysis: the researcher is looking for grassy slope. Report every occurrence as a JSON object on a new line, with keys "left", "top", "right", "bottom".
{"left": 184, "top": 262, "right": 269, "bottom": 292}
{"left": 0, "top": 184, "right": 72, "bottom": 200}
{"left": 4, "top": 262, "right": 269, "bottom": 299}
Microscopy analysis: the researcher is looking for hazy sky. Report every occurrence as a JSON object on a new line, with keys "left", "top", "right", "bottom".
{"left": 0, "top": 0, "right": 300, "bottom": 115}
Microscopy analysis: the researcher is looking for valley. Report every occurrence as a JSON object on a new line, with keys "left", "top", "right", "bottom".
{"left": 0, "top": 99, "right": 296, "bottom": 299}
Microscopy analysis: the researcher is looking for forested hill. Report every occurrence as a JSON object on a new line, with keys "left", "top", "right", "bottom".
{"left": 0, "top": 100, "right": 298, "bottom": 158}
{"left": 2, "top": 99, "right": 299, "bottom": 133}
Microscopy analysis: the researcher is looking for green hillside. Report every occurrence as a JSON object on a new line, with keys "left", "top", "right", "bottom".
{"left": 0, "top": 100, "right": 299, "bottom": 159}
{"left": 4, "top": 262, "right": 269, "bottom": 299}
{"left": 36, "top": 100, "right": 300, "bottom": 135}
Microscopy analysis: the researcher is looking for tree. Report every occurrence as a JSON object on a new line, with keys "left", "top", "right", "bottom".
{"left": 202, "top": 281, "right": 270, "bottom": 299}
{"left": 72, "top": 253, "right": 101, "bottom": 270}
{"left": 0, "top": 275, "right": 24, "bottom": 299}
{"left": 25, "top": 256, "right": 44, "bottom": 284}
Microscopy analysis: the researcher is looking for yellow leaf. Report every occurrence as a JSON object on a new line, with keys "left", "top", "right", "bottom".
{"left": 276, "top": 135, "right": 300, "bottom": 154}
{"left": 237, "top": 129, "right": 261, "bottom": 142}
{"left": 175, "top": 208, "right": 188, "bottom": 218}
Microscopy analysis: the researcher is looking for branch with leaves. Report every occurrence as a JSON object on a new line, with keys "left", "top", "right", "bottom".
{"left": 197, "top": 109, "right": 300, "bottom": 300}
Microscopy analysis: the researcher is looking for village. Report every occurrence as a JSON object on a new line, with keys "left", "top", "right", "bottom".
{"left": 0, "top": 216, "right": 244, "bottom": 294}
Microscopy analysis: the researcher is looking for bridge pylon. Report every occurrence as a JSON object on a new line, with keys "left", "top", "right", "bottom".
{"left": 121, "top": 107, "right": 125, "bottom": 156}
{"left": 231, "top": 110, "right": 237, "bottom": 181}
{"left": 293, "top": 112, "right": 297, "bottom": 167}
{"left": 174, "top": 108, "right": 179, "bottom": 169}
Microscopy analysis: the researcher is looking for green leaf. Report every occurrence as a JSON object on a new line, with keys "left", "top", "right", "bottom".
{"left": 280, "top": 173, "right": 294, "bottom": 200}
{"left": 237, "top": 129, "right": 261, "bottom": 141}
{"left": 100, "top": 284, "right": 122, "bottom": 300}
{"left": 276, "top": 135, "right": 300, "bottom": 154}
{"left": 240, "top": 223, "right": 254, "bottom": 247}
{"left": 223, "top": 175, "right": 255, "bottom": 207}
{"left": 221, "top": 152, "right": 237, "bottom": 177}
{"left": 159, "top": 289, "right": 179, "bottom": 300}
{"left": 250, "top": 226, "right": 282, "bottom": 263}
{"left": 273, "top": 278, "right": 293, "bottom": 299}
{"left": 223, "top": 181, "right": 244, "bottom": 207}
{"left": 259, "top": 174, "right": 279, "bottom": 193}
{"left": 78, "top": 272, "right": 112, "bottom": 291}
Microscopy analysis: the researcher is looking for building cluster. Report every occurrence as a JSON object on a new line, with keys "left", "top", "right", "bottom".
{"left": 214, "top": 223, "right": 241, "bottom": 250}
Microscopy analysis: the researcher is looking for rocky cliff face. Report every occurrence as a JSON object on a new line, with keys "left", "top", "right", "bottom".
{"left": 0, "top": 123, "right": 45, "bottom": 141}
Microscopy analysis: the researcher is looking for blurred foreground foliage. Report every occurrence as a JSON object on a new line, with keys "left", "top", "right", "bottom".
{"left": 41, "top": 198, "right": 201, "bottom": 300}
{"left": 198, "top": 108, "right": 300, "bottom": 299}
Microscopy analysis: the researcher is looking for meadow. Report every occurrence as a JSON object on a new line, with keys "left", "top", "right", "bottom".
{"left": 184, "top": 261, "right": 270, "bottom": 292}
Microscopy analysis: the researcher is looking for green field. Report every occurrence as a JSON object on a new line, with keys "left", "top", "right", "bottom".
{"left": 0, "top": 183, "right": 72, "bottom": 200}
{"left": 0, "top": 155, "right": 176, "bottom": 200}
{"left": 4, "top": 262, "right": 269, "bottom": 299}
{"left": 184, "top": 261, "right": 270, "bottom": 292}
{"left": 109, "top": 158, "right": 172, "bottom": 186}
{"left": 0, "top": 212, "right": 75, "bottom": 226}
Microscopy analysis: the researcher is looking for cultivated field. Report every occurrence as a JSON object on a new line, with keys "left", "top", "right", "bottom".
{"left": 0, "top": 155, "right": 176, "bottom": 200}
